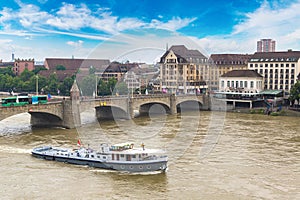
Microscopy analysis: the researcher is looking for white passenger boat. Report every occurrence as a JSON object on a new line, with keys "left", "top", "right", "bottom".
{"left": 31, "top": 142, "right": 168, "bottom": 172}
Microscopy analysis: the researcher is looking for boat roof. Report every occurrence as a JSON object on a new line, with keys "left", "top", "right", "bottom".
{"left": 112, "top": 142, "right": 134, "bottom": 147}
{"left": 110, "top": 147, "right": 165, "bottom": 155}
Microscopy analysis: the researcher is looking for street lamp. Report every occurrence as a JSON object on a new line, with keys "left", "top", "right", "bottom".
{"left": 36, "top": 75, "right": 39, "bottom": 95}
{"left": 95, "top": 75, "right": 98, "bottom": 98}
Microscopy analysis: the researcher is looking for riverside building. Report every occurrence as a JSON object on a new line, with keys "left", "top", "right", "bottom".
{"left": 159, "top": 45, "right": 213, "bottom": 94}
{"left": 248, "top": 50, "right": 300, "bottom": 92}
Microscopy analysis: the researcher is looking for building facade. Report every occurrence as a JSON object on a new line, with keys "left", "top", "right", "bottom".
{"left": 209, "top": 53, "right": 252, "bottom": 77}
{"left": 159, "top": 45, "right": 209, "bottom": 94}
{"left": 100, "top": 62, "right": 139, "bottom": 82}
{"left": 13, "top": 58, "right": 35, "bottom": 75}
{"left": 248, "top": 50, "right": 300, "bottom": 92}
{"left": 219, "top": 70, "right": 263, "bottom": 95}
{"left": 257, "top": 39, "right": 276, "bottom": 52}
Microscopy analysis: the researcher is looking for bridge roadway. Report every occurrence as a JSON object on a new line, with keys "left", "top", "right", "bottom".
{"left": 0, "top": 94, "right": 210, "bottom": 129}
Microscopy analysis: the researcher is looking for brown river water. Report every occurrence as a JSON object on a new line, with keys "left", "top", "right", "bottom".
{"left": 0, "top": 110, "right": 299, "bottom": 199}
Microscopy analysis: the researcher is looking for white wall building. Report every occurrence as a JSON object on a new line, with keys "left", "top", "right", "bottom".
{"left": 248, "top": 50, "right": 300, "bottom": 92}
{"left": 219, "top": 70, "right": 263, "bottom": 95}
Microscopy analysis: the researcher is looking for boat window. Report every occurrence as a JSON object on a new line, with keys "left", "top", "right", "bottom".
{"left": 139, "top": 165, "right": 143, "bottom": 169}
{"left": 97, "top": 156, "right": 100, "bottom": 158}
{"left": 132, "top": 155, "right": 136, "bottom": 158}
{"left": 120, "top": 154, "right": 124, "bottom": 158}
{"left": 103, "top": 156, "right": 106, "bottom": 159}
{"left": 91, "top": 155, "right": 94, "bottom": 158}
{"left": 147, "top": 166, "right": 151, "bottom": 169}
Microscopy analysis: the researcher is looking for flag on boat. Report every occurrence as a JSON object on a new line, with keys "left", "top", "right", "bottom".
{"left": 77, "top": 139, "right": 82, "bottom": 147}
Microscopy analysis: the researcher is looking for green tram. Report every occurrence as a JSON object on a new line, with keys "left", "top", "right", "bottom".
{"left": 1, "top": 94, "right": 48, "bottom": 107}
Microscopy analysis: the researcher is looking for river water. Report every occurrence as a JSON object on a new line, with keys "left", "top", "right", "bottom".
{"left": 0, "top": 110, "right": 299, "bottom": 199}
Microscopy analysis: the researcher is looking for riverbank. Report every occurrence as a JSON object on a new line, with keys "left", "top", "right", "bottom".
{"left": 230, "top": 107, "right": 300, "bottom": 117}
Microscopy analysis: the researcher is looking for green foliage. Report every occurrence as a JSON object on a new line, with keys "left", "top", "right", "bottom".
{"left": 32, "top": 66, "right": 47, "bottom": 74}
{"left": 270, "top": 112, "right": 279, "bottom": 116}
{"left": 89, "top": 66, "right": 96, "bottom": 75}
{"left": 0, "top": 69, "right": 116, "bottom": 97}
{"left": 0, "top": 66, "right": 15, "bottom": 76}
{"left": 114, "top": 81, "right": 128, "bottom": 95}
{"left": 58, "top": 77, "right": 74, "bottom": 96}
{"left": 79, "top": 75, "right": 97, "bottom": 96}
{"left": 289, "top": 81, "right": 300, "bottom": 106}
{"left": 19, "top": 69, "right": 35, "bottom": 82}
{"left": 56, "top": 65, "right": 66, "bottom": 70}
{"left": 97, "top": 78, "right": 118, "bottom": 96}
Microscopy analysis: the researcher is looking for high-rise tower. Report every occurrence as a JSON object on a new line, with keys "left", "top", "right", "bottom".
{"left": 257, "top": 39, "right": 276, "bottom": 52}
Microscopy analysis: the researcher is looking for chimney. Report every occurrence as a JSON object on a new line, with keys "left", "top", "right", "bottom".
{"left": 12, "top": 53, "right": 15, "bottom": 61}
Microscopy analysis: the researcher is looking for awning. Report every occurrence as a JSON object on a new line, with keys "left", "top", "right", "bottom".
{"left": 259, "top": 90, "right": 283, "bottom": 95}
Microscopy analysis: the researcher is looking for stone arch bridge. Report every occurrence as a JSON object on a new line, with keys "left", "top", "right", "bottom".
{"left": 0, "top": 94, "right": 210, "bottom": 129}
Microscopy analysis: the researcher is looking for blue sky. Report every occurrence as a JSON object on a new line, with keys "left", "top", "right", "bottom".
{"left": 1, "top": 0, "right": 300, "bottom": 63}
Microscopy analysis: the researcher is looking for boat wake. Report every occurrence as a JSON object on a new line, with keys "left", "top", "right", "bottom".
{"left": 0, "top": 113, "right": 31, "bottom": 136}
{"left": 0, "top": 145, "right": 31, "bottom": 154}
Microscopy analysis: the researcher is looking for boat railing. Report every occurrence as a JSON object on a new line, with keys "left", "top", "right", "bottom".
{"left": 142, "top": 155, "right": 167, "bottom": 161}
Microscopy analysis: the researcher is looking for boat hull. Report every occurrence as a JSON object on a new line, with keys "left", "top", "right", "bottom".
{"left": 31, "top": 151, "right": 167, "bottom": 173}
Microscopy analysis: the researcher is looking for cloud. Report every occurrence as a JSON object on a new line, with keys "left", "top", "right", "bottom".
{"left": 197, "top": 0, "right": 300, "bottom": 53}
{"left": 0, "top": 2, "right": 196, "bottom": 38}
{"left": 66, "top": 40, "right": 84, "bottom": 48}
{"left": 149, "top": 17, "right": 197, "bottom": 31}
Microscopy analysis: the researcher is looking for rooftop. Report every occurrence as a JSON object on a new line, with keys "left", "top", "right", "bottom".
{"left": 221, "top": 70, "right": 263, "bottom": 78}
{"left": 210, "top": 54, "right": 252, "bottom": 65}
{"left": 249, "top": 50, "right": 300, "bottom": 62}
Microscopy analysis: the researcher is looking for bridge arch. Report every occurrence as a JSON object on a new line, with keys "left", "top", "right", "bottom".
{"left": 95, "top": 105, "right": 128, "bottom": 120}
{"left": 176, "top": 100, "right": 203, "bottom": 113}
{"left": 138, "top": 102, "right": 171, "bottom": 116}
{"left": 29, "top": 111, "right": 64, "bottom": 128}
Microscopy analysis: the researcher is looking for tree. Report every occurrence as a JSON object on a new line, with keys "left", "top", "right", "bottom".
{"left": 0, "top": 66, "right": 15, "bottom": 76}
{"left": 89, "top": 66, "right": 96, "bottom": 75}
{"left": 20, "top": 69, "right": 35, "bottom": 82}
{"left": 114, "top": 81, "right": 128, "bottom": 95}
{"left": 44, "top": 73, "right": 59, "bottom": 94}
{"left": 58, "top": 77, "right": 74, "bottom": 96}
{"left": 97, "top": 79, "right": 109, "bottom": 96}
{"left": 289, "top": 81, "right": 300, "bottom": 106}
{"left": 32, "top": 66, "right": 47, "bottom": 74}
{"left": 79, "top": 75, "right": 97, "bottom": 96}
{"left": 56, "top": 65, "right": 66, "bottom": 70}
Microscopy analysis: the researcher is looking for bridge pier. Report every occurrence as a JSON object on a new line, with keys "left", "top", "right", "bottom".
{"left": 62, "top": 100, "right": 81, "bottom": 129}
{"left": 170, "top": 94, "right": 177, "bottom": 114}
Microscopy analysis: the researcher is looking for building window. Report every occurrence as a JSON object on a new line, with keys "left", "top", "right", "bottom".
{"left": 231, "top": 81, "right": 234, "bottom": 87}
{"left": 250, "top": 81, "right": 254, "bottom": 88}
{"left": 236, "top": 81, "right": 239, "bottom": 88}
{"left": 286, "top": 64, "right": 289, "bottom": 68}
{"left": 227, "top": 81, "right": 230, "bottom": 87}
{"left": 221, "top": 80, "right": 224, "bottom": 88}
{"left": 240, "top": 81, "right": 243, "bottom": 88}
{"left": 244, "top": 81, "right": 248, "bottom": 88}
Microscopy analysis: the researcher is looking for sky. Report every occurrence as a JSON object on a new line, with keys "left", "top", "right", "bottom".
{"left": 0, "top": 0, "right": 300, "bottom": 63}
